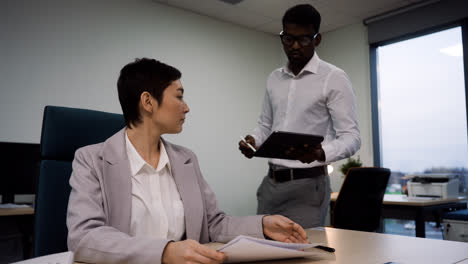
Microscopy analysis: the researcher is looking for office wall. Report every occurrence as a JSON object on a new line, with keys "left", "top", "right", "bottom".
{"left": 316, "top": 23, "right": 373, "bottom": 192}
{"left": 0, "top": 0, "right": 281, "bottom": 215}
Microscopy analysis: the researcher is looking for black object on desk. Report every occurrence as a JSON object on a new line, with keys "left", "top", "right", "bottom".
{"left": 314, "top": 245, "right": 335, "bottom": 252}
{"left": 254, "top": 131, "right": 324, "bottom": 160}
{"left": 0, "top": 142, "right": 40, "bottom": 204}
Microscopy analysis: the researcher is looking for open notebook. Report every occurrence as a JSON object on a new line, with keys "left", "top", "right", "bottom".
{"left": 217, "top": 235, "right": 330, "bottom": 263}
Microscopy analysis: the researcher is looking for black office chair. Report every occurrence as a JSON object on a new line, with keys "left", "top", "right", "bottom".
{"left": 332, "top": 167, "right": 391, "bottom": 232}
{"left": 33, "top": 106, "right": 125, "bottom": 257}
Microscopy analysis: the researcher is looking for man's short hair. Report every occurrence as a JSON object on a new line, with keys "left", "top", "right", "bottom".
{"left": 117, "top": 58, "right": 181, "bottom": 128}
{"left": 282, "top": 4, "right": 321, "bottom": 34}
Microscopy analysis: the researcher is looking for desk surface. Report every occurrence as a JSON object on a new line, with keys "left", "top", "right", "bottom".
{"left": 72, "top": 228, "right": 468, "bottom": 264}
{"left": 0, "top": 206, "right": 34, "bottom": 216}
{"left": 331, "top": 192, "right": 466, "bottom": 206}
{"left": 207, "top": 227, "right": 468, "bottom": 264}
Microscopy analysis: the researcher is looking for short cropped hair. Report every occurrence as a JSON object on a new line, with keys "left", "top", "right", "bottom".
{"left": 117, "top": 58, "right": 181, "bottom": 128}
{"left": 282, "top": 4, "right": 321, "bottom": 34}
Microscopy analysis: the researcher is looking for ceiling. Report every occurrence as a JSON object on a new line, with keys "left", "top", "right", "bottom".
{"left": 153, "top": 0, "right": 436, "bottom": 34}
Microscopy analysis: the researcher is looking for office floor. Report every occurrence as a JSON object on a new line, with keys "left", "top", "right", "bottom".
{"left": 384, "top": 219, "right": 443, "bottom": 239}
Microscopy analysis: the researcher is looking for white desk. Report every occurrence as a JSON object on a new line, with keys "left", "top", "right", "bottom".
{"left": 73, "top": 228, "right": 468, "bottom": 264}
{"left": 207, "top": 227, "right": 468, "bottom": 264}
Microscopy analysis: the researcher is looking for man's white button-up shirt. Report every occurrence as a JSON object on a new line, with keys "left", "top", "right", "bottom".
{"left": 251, "top": 52, "right": 361, "bottom": 168}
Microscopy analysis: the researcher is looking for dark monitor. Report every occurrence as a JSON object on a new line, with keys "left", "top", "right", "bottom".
{"left": 0, "top": 142, "right": 40, "bottom": 204}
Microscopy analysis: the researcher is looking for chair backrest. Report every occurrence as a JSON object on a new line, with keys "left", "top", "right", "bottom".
{"left": 34, "top": 106, "right": 125, "bottom": 257}
{"left": 333, "top": 167, "right": 391, "bottom": 232}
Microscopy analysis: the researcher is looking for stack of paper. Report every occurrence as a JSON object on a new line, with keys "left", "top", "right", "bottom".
{"left": 217, "top": 235, "right": 329, "bottom": 263}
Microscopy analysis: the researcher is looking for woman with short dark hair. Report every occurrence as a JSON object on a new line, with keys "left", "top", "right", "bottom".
{"left": 67, "top": 58, "right": 307, "bottom": 264}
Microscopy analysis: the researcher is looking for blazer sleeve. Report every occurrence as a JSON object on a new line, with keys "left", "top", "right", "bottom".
{"left": 190, "top": 152, "right": 266, "bottom": 243}
{"left": 67, "top": 148, "right": 170, "bottom": 264}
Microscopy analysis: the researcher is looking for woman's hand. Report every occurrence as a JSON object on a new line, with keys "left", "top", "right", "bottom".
{"left": 262, "top": 215, "right": 308, "bottom": 243}
{"left": 162, "top": 239, "right": 226, "bottom": 264}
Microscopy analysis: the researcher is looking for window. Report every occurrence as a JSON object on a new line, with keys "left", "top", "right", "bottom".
{"left": 376, "top": 26, "right": 467, "bottom": 194}
{"left": 373, "top": 26, "right": 467, "bottom": 238}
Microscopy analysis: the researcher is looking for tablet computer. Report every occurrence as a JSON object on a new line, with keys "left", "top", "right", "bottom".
{"left": 253, "top": 131, "right": 324, "bottom": 160}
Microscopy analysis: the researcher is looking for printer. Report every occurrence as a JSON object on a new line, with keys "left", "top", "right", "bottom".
{"left": 407, "top": 173, "right": 459, "bottom": 199}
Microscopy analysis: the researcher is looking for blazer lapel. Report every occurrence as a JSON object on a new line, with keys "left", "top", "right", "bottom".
{"left": 101, "top": 129, "right": 132, "bottom": 234}
{"left": 98, "top": 132, "right": 204, "bottom": 239}
{"left": 165, "top": 140, "right": 204, "bottom": 241}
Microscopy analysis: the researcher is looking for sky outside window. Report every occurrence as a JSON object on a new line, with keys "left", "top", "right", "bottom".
{"left": 377, "top": 26, "right": 466, "bottom": 174}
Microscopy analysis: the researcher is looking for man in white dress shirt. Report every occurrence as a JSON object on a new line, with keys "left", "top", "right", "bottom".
{"left": 239, "top": 4, "right": 361, "bottom": 228}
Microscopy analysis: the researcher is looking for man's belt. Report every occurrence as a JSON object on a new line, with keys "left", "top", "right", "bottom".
{"left": 268, "top": 166, "right": 326, "bottom": 183}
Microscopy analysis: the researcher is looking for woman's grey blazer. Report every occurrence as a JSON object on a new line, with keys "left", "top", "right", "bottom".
{"left": 67, "top": 129, "right": 264, "bottom": 264}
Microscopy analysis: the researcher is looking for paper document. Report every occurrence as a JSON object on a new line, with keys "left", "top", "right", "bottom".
{"left": 217, "top": 235, "right": 328, "bottom": 263}
{"left": 12, "top": 251, "right": 74, "bottom": 264}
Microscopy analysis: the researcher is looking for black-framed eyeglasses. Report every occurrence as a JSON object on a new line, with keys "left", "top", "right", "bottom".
{"left": 279, "top": 31, "right": 318, "bottom": 47}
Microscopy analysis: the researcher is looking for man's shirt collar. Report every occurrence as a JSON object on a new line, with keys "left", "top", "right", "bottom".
{"left": 281, "top": 51, "right": 320, "bottom": 77}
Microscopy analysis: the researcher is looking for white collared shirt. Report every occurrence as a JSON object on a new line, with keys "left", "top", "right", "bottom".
{"left": 125, "top": 132, "right": 185, "bottom": 240}
{"left": 251, "top": 52, "right": 361, "bottom": 168}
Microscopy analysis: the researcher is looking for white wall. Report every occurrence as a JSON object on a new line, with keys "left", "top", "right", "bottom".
{"left": 0, "top": 0, "right": 282, "bottom": 215}
{"left": 316, "top": 23, "right": 373, "bottom": 192}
